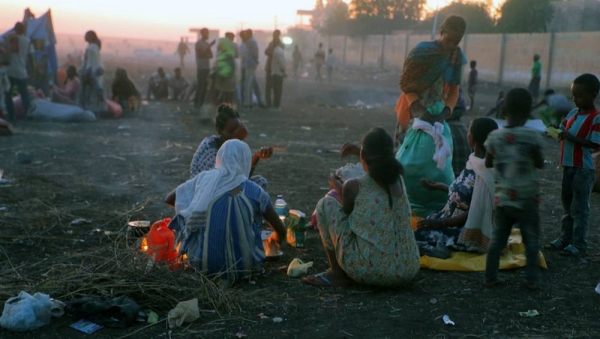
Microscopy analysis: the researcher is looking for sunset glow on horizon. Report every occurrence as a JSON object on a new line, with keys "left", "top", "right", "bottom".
{"left": 2, "top": 0, "right": 503, "bottom": 41}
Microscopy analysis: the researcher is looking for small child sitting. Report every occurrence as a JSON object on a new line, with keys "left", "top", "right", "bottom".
{"left": 484, "top": 88, "right": 545, "bottom": 290}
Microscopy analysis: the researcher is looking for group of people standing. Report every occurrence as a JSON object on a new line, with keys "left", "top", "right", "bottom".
{"left": 192, "top": 28, "right": 287, "bottom": 112}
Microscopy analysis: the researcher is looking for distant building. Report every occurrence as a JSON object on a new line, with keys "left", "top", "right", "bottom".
{"left": 549, "top": 0, "right": 600, "bottom": 32}
{"left": 189, "top": 28, "right": 220, "bottom": 40}
{"left": 296, "top": 10, "right": 317, "bottom": 30}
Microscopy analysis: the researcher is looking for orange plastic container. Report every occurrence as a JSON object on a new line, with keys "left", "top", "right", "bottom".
{"left": 146, "top": 218, "right": 178, "bottom": 267}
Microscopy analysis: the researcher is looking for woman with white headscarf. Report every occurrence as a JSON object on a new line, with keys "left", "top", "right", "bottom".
{"left": 166, "top": 139, "right": 285, "bottom": 282}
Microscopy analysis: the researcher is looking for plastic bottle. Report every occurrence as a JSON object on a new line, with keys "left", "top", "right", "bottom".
{"left": 289, "top": 210, "right": 306, "bottom": 248}
{"left": 274, "top": 195, "right": 288, "bottom": 219}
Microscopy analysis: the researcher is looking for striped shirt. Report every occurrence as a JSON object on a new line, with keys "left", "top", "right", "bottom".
{"left": 559, "top": 108, "right": 600, "bottom": 169}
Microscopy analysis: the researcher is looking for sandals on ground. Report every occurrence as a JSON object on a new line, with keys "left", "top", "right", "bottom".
{"left": 544, "top": 239, "right": 568, "bottom": 251}
{"left": 302, "top": 272, "right": 351, "bottom": 287}
{"left": 559, "top": 244, "right": 586, "bottom": 257}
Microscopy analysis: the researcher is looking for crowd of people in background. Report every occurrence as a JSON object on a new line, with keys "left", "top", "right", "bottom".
{"left": 0, "top": 21, "right": 350, "bottom": 124}
{"left": 0, "top": 23, "right": 141, "bottom": 122}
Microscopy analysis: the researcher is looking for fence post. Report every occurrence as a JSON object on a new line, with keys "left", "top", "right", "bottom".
{"left": 342, "top": 35, "right": 347, "bottom": 66}
{"left": 380, "top": 34, "right": 386, "bottom": 70}
{"left": 498, "top": 34, "right": 507, "bottom": 85}
{"left": 360, "top": 35, "right": 365, "bottom": 66}
{"left": 546, "top": 31, "right": 556, "bottom": 89}
{"left": 404, "top": 33, "right": 410, "bottom": 60}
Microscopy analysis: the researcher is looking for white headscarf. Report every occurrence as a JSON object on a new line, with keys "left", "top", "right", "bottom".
{"left": 175, "top": 139, "right": 252, "bottom": 218}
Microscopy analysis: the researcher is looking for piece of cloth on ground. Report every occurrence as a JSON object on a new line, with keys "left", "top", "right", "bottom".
{"left": 28, "top": 99, "right": 96, "bottom": 122}
{"left": 420, "top": 229, "right": 547, "bottom": 271}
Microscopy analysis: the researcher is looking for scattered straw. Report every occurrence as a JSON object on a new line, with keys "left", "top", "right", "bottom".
{"left": 0, "top": 233, "right": 242, "bottom": 314}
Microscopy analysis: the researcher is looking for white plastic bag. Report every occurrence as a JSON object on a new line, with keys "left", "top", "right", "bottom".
{"left": 287, "top": 258, "right": 314, "bottom": 278}
{"left": 0, "top": 291, "right": 54, "bottom": 331}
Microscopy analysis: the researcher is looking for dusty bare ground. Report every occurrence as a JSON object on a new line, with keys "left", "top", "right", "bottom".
{"left": 1, "top": 64, "right": 600, "bottom": 339}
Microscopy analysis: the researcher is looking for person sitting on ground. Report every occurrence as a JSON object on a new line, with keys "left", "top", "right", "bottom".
{"left": 486, "top": 90, "right": 505, "bottom": 118}
{"left": 165, "top": 139, "right": 286, "bottom": 283}
{"left": 414, "top": 118, "right": 498, "bottom": 258}
{"left": 170, "top": 67, "right": 189, "bottom": 101}
{"left": 302, "top": 128, "right": 420, "bottom": 287}
{"left": 51, "top": 65, "right": 80, "bottom": 105}
{"left": 189, "top": 104, "right": 272, "bottom": 189}
{"left": 112, "top": 68, "right": 141, "bottom": 115}
{"left": 534, "top": 89, "right": 573, "bottom": 127}
{"left": 146, "top": 67, "right": 170, "bottom": 100}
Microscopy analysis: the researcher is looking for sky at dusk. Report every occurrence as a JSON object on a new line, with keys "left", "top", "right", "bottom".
{"left": 1, "top": 0, "right": 498, "bottom": 41}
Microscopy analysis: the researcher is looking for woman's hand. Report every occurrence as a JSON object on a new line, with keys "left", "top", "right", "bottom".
{"left": 256, "top": 146, "right": 273, "bottom": 159}
{"left": 420, "top": 179, "right": 446, "bottom": 192}
{"left": 340, "top": 143, "right": 360, "bottom": 158}
{"left": 252, "top": 147, "right": 273, "bottom": 167}
{"left": 417, "top": 219, "right": 445, "bottom": 230}
{"left": 329, "top": 172, "right": 343, "bottom": 196}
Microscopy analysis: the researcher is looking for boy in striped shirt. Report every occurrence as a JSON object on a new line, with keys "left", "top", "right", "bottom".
{"left": 546, "top": 73, "right": 600, "bottom": 257}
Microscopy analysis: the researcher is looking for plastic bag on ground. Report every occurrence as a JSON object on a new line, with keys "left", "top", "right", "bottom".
{"left": 167, "top": 298, "right": 199, "bottom": 328}
{"left": 0, "top": 291, "right": 54, "bottom": 332}
{"left": 67, "top": 296, "right": 140, "bottom": 328}
{"left": 287, "top": 258, "right": 314, "bottom": 278}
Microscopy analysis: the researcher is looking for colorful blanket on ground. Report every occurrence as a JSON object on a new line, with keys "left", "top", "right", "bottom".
{"left": 420, "top": 229, "right": 547, "bottom": 271}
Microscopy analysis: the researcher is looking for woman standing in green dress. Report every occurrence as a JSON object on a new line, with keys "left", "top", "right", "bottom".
{"left": 394, "top": 16, "right": 467, "bottom": 218}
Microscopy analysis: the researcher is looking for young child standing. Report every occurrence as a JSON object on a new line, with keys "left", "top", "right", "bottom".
{"left": 545, "top": 73, "right": 600, "bottom": 257}
{"left": 468, "top": 60, "right": 478, "bottom": 112}
{"left": 484, "top": 88, "right": 545, "bottom": 290}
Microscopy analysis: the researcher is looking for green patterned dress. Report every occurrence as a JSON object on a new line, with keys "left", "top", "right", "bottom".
{"left": 316, "top": 175, "right": 420, "bottom": 287}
